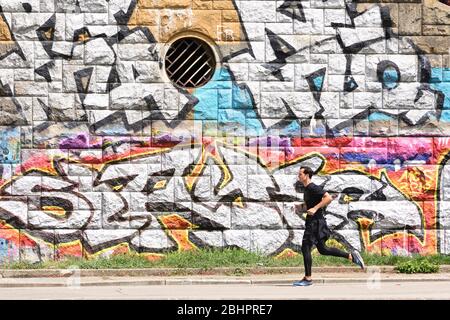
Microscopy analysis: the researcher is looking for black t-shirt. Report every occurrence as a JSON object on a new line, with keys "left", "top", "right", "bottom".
{"left": 304, "top": 182, "right": 326, "bottom": 218}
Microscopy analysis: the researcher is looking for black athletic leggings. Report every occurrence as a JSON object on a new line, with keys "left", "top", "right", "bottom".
{"left": 301, "top": 239, "right": 349, "bottom": 277}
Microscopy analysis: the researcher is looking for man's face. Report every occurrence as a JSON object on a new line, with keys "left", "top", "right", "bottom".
{"left": 298, "top": 169, "right": 308, "bottom": 185}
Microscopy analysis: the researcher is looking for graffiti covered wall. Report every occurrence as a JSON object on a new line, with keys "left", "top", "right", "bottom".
{"left": 0, "top": 0, "right": 449, "bottom": 262}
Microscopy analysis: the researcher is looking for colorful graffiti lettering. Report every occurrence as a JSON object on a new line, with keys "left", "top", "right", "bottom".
{"left": 0, "top": 0, "right": 449, "bottom": 261}
{"left": 0, "top": 137, "right": 446, "bottom": 260}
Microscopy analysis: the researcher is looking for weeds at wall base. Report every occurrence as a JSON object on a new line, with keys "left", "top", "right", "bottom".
{"left": 0, "top": 249, "right": 448, "bottom": 272}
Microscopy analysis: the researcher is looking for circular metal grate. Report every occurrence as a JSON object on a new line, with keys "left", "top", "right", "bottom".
{"left": 165, "top": 37, "right": 216, "bottom": 88}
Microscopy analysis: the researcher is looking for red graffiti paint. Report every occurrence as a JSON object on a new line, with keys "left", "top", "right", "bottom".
{"left": 4, "top": 136, "right": 448, "bottom": 257}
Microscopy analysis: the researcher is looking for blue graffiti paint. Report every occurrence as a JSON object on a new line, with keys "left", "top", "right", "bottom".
{"left": 193, "top": 67, "right": 265, "bottom": 135}
{"left": 342, "top": 151, "right": 432, "bottom": 166}
{"left": 431, "top": 68, "right": 450, "bottom": 121}
{"left": 275, "top": 121, "right": 301, "bottom": 137}
{"left": 342, "top": 152, "right": 388, "bottom": 164}
{"left": 346, "top": 77, "right": 358, "bottom": 91}
{"left": 312, "top": 75, "right": 324, "bottom": 92}
{"left": 382, "top": 68, "right": 399, "bottom": 89}
{"left": 193, "top": 67, "right": 450, "bottom": 134}
{"left": 0, "top": 239, "right": 10, "bottom": 263}
{"left": 368, "top": 112, "right": 393, "bottom": 121}
{"left": 0, "top": 127, "right": 20, "bottom": 164}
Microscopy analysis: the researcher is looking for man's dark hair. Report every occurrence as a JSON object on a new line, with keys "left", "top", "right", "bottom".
{"left": 300, "top": 166, "right": 314, "bottom": 178}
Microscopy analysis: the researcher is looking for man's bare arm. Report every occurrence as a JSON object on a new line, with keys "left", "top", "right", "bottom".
{"left": 307, "top": 192, "right": 333, "bottom": 215}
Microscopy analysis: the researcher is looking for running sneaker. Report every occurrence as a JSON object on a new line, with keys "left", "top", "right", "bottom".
{"left": 351, "top": 250, "right": 365, "bottom": 270}
{"left": 293, "top": 278, "right": 313, "bottom": 286}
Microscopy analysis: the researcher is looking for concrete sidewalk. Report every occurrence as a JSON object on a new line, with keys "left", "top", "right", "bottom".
{"left": 0, "top": 268, "right": 449, "bottom": 288}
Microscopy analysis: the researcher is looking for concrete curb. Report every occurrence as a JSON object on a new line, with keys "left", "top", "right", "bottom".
{"left": 0, "top": 266, "right": 449, "bottom": 288}
{"left": 0, "top": 276, "right": 450, "bottom": 288}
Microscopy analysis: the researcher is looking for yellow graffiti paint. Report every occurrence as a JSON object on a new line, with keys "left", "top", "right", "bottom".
{"left": 233, "top": 196, "right": 244, "bottom": 208}
{"left": 112, "top": 184, "right": 124, "bottom": 191}
{"left": 42, "top": 206, "right": 67, "bottom": 218}
{"left": 185, "top": 145, "right": 208, "bottom": 191}
{"left": 275, "top": 248, "right": 299, "bottom": 259}
{"left": 356, "top": 217, "right": 374, "bottom": 230}
{"left": 359, "top": 228, "right": 374, "bottom": 253}
{"left": 55, "top": 240, "right": 82, "bottom": 250}
{"left": 158, "top": 214, "right": 198, "bottom": 251}
{"left": 212, "top": 156, "right": 232, "bottom": 191}
{"left": 168, "top": 229, "right": 198, "bottom": 252}
{"left": 154, "top": 179, "right": 167, "bottom": 190}
{"left": 343, "top": 194, "right": 353, "bottom": 203}
{"left": 85, "top": 243, "right": 131, "bottom": 259}
{"left": 184, "top": 142, "right": 233, "bottom": 192}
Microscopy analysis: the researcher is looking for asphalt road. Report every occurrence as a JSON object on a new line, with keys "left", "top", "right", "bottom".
{"left": 1, "top": 281, "right": 450, "bottom": 300}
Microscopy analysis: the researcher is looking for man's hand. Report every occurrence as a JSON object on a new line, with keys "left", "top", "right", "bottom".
{"left": 307, "top": 207, "right": 317, "bottom": 216}
{"left": 300, "top": 202, "right": 307, "bottom": 211}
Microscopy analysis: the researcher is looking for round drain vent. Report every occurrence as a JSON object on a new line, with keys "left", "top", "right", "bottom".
{"left": 165, "top": 37, "right": 216, "bottom": 88}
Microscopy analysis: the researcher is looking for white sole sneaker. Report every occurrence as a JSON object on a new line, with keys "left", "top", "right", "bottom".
{"left": 352, "top": 251, "right": 365, "bottom": 270}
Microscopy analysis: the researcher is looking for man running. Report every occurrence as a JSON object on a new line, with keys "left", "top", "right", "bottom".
{"left": 293, "top": 166, "right": 365, "bottom": 287}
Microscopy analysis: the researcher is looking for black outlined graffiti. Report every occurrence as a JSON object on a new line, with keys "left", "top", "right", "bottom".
{"left": 228, "top": 0, "right": 447, "bottom": 133}
{"left": 1, "top": 0, "right": 448, "bottom": 137}
{"left": 277, "top": 0, "right": 306, "bottom": 23}
{"left": 0, "top": 143, "right": 426, "bottom": 257}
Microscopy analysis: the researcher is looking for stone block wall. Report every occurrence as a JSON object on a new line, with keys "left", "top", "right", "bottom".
{"left": 0, "top": 0, "right": 449, "bottom": 262}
